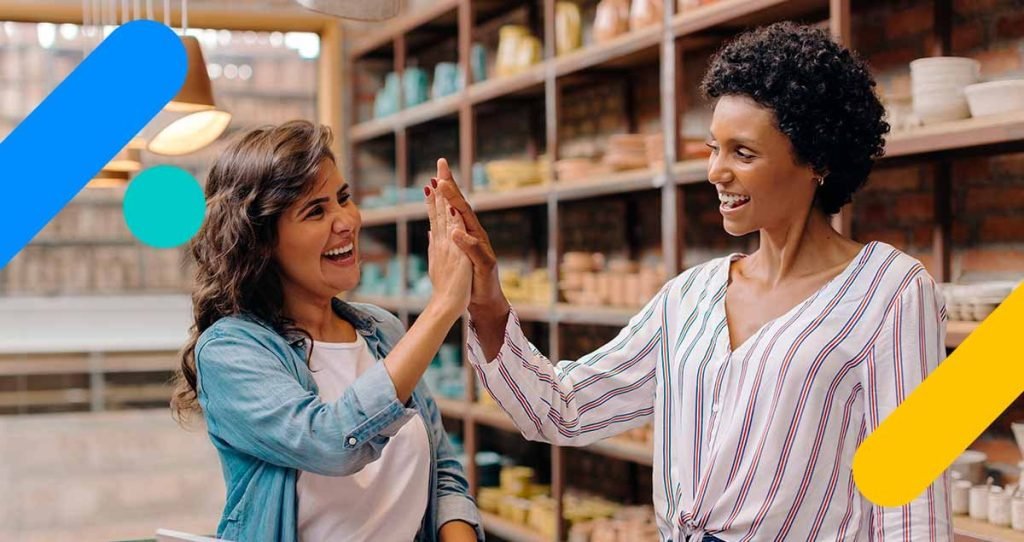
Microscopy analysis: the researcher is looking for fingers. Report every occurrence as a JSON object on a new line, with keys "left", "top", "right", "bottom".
{"left": 436, "top": 179, "right": 486, "bottom": 236}
{"left": 424, "top": 184, "right": 439, "bottom": 245}
{"left": 453, "top": 229, "right": 496, "bottom": 268}
{"left": 437, "top": 158, "right": 454, "bottom": 182}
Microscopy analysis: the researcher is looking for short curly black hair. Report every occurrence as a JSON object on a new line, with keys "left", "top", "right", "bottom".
{"left": 701, "top": 22, "right": 890, "bottom": 215}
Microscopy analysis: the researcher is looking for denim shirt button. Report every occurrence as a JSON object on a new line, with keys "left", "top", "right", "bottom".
{"left": 347, "top": 436, "right": 357, "bottom": 446}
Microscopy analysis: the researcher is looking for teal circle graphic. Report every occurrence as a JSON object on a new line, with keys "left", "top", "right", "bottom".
{"left": 123, "top": 165, "right": 206, "bottom": 248}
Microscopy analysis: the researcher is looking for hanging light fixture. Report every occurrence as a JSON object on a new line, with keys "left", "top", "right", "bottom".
{"left": 145, "top": 0, "right": 231, "bottom": 155}
{"left": 103, "top": 137, "right": 144, "bottom": 172}
{"left": 87, "top": 169, "right": 132, "bottom": 189}
{"left": 292, "top": 0, "right": 399, "bottom": 20}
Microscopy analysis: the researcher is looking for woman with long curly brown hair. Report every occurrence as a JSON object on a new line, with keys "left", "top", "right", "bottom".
{"left": 171, "top": 120, "right": 481, "bottom": 542}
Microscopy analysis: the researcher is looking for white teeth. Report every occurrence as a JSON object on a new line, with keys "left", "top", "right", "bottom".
{"left": 718, "top": 193, "right": 750, "bottom": 206}
{"left": 322, "top": 243, "right": 354, "bottom": 257}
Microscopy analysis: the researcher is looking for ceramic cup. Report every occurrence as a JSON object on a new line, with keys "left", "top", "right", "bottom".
{"left": 1012, "top": 497, "right": 1024, "bottom": 531}
{"left": 990, "top": 488, "right": 1011, "bottom": 527}
{"left": 951, "top": 480, "right": 972, "bottom": 515}
{"left": 969, "top": 485, "right": 989, "bottom": 520}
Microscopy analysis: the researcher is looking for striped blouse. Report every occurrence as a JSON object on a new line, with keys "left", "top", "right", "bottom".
{"left": 466, "top": 241, "right": 952, "bottom": 541}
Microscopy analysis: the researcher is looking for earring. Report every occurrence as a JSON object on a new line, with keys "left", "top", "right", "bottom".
{"left": 815, "top": 176, "right": 825, "bottom": 187}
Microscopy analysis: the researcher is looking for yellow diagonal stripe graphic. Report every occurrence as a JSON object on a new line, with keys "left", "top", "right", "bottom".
{"left": 853, "top": 284, "right": 1024, "bottom": 507}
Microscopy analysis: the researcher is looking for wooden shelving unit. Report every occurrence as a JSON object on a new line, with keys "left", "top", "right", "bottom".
{"left": 344, "top": 0, "right": 1020, "bottom": 540}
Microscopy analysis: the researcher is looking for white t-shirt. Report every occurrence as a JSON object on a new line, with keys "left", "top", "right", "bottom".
{"left": 297, "top": 334, "right": 431, "bottom": 542}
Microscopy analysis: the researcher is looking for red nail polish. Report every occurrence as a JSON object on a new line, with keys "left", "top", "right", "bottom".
{"left": 424, "top": 186, "right": 431, "bottom": 197}
{"left": 430, "top": 178, "right": 438, "bottom": 189}
{"left": 449, "top": 207, "right": 456, "bottom": 216}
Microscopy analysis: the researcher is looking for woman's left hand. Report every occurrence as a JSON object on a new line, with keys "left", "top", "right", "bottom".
{"left": 439, "top": 520, "right": 478, "bottom": 542}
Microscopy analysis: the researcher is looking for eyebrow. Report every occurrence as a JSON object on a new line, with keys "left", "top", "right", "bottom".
{"left": 707, "top": 134, "right": 759, "bottom": 148}
{"left": 298, "top": 184, "right": 349, "bottom": 216}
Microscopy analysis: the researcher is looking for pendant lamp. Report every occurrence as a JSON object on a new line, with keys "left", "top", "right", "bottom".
{"left": 146, "top": 0, "right": 231, "bottom": 155}
{"left": 292, "top": 0, "right": 399, "bottom": 20}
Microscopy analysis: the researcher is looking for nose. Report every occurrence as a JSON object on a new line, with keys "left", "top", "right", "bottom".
{"left": 331, "top": 208, "right": 356, "bottom": 234}
{"left": 707, "top": 152, "right": 730, "bottom": 186}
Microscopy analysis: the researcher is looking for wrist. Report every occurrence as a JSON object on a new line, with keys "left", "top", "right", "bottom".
{"left": 426, "top": 296, "right": 465, "bottom": 325}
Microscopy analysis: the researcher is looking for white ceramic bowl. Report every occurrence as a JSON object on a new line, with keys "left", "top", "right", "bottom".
{"left": 965, "top": 80, "right": 1024, "bottom": 117}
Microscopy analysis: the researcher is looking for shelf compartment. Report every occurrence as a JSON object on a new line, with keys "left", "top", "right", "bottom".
{"left": 884, "top": 111, "right": 1024, "bottom": 161}
{"left": 480, "top": 511, "right": 550, "bottom": 542}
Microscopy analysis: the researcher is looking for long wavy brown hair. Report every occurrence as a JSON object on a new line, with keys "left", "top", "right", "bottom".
{"left": 172, "top": 120, "right": 335, "bottom": 423}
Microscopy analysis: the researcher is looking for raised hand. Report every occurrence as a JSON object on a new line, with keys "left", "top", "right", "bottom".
{"left": 426, "top": 158, "right": 473, "bottom": 319}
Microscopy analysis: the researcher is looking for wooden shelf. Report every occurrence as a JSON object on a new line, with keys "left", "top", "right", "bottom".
{"left": 885, "top": 112, "right": 1024, "bottom": 160}
{"left": 674, "top": 159, "right": 710, "bottom": 185}
{"left": 947, "top": 321, "right": 980, "bottom": 349}
{"left": 480, "top": 511, "right": 550, "bottom": 542}
{"left": 470, "top": 184, "right": 550, "bottom": 213}
{"left": 469, "top": 65, "right": 547, "bottom": 104}
{"left": 554, "top": 168, "right": 659, "bottom": 202}
{"left": 351, "top": 93, "right": 462, "bottom": 142}
{"left": 349, "top": 0, "right": 460, "bottom": 58}
{"left": 585, "top": 438, "right": 654, "bottom": 466}
{"left": 672, "top": 0, "right": 828, "bottom": 38}
{"left": 553, "top": 26, "right": 661, "bottom": 77}
{"left": 434, "top": 396, "right": 469, "bottom": 419}
{"left": 953, "top": 516, "right": 1024, "bottom": 542}
{"left": 471, "top": 403, "right": 520, "bottom": 433}
{"left": 556, "top": 303, "right": 637, "bottom": 327}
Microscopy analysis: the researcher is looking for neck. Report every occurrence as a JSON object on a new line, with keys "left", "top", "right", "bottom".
{"left": 280, "top": 284, "right": 337, "bottom": 341}
{"left": 748, "top": 208, "right": 848, "bottom": 287}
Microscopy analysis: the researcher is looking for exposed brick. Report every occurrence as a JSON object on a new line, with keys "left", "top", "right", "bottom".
{"left": 861, "top": 228, "right": 908, "bottom": 248}
{"left": 894, "top": 193, "right": 934, "bottom": 222}
{"left": 912, "top": 224, "right": 935, "bottom": 248}
{"left": 953, "top": 157, "right": 993, "bottom": 181}
{"left": 996, "top": 12, "right": 1024, "bottom": 41}
{"left": 980, "top": 215, "right": 1024, "bottom": 242}
{"left": 966, "top": 186, "right": 1024, "bottom": 213}
{"left": 972, "top": 46, "right": 1023, "bottom": 77}
{"left": 869, "top": 44, "right": 925, "bottom": 72}
{"left": 991, "top": 153, "right": 1024, "bottom": 177}
{"left": 885, "top": 4, "right": 934, "bottom": 41}
{"left": 952, "top": 21, "right": 987, "bottom": 54}
{"left": 954, "top": 0, "right": 1000, "bottom": 16}
{"left": 959, "top": 248, "right": 1024, "bottom": 274}
{"left": 867, "top": 166, "right": 921, "bottom": 192}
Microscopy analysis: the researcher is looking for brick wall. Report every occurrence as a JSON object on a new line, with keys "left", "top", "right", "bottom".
{"left": 850, "top": 0, "right": 1024, "bottom": 282}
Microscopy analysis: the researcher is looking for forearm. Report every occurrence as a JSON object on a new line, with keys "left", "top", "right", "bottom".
{"left": 383, "top": 300, "right": 460, "bottom": 401}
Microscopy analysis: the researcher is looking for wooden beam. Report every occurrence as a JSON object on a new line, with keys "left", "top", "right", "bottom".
{"left": 0, "top": 1, "right": 333, "bottom": 32}
{"left": 318, "top": 21, "right": 345, "bottom": 160}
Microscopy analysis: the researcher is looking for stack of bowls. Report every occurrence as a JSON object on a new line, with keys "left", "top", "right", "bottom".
{"left": 910, "top": 56, "right": 980, "bottom": 125}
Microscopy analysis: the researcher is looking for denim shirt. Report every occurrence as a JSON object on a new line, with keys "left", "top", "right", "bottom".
{"left": 195, "top": 298, "right": 483, "bottom": 542}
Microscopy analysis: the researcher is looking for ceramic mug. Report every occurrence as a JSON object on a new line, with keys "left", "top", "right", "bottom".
{"left": 990, "top": 488, "right": 1011, "bottom": 527}
{"left": 969, "top": 485, "right": 989, "bottom": 520}
{"left": 951, "top": 480, "right": 971, "bottom": 515}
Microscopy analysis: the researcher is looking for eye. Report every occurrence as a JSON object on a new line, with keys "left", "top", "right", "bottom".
{"left": 338, "top": 192, "right": 351, "bottom": 205}
{"left": 705, "top": 142, "right": 719, "bottom": 154}
{"left": 736, "top": 148, "right": 755, "bottom": 160}
{"left": 306, "top": 206, "right": 324, "bottom": 219}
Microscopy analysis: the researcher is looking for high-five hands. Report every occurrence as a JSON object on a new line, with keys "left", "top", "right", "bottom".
{"left": 425, "top": 158, "right": 473, "bottom": 319}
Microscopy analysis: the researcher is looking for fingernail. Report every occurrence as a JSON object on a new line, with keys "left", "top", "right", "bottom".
{"left": 424, "top": 186, "right": 431, "bottom": 197}
{"left": 430, "top": 178, "right": 438, "bottom": 189}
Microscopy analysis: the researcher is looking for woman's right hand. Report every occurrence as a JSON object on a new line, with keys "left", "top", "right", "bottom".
{"left": 426, "top": 158, "right": 473, "bottom": 322}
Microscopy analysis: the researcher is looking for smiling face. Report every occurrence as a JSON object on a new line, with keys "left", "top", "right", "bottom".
{"left": 706, "top": 95, "right": 821, "bottom": 237}
{"left": 273, "top": 158, "right": 361, "bottom": 301}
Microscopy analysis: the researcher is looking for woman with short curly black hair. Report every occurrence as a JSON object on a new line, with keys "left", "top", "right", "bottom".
{"left": 440, "top": 22, "right": 951, "bottom": 541}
